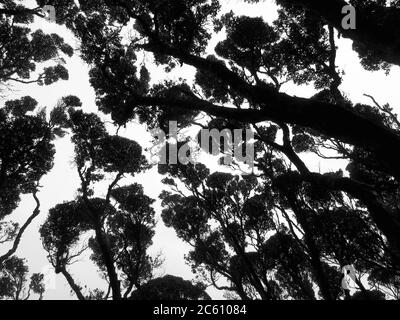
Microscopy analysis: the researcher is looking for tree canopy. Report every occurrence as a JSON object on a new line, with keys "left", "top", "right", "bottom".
{"left": 1, "top": 0, "right": 400, "bottom": 300}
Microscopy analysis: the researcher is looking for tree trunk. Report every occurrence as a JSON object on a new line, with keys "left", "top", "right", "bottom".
{"left": 94, "top": 223, "right": 122, "bottom": 300}
{"left": 60, "top": 268, "right": 85, "bottom": 300}
{"left": 288, "top": 0, "right": 400, "bottom": 66}
{"left": 284, "top": 192, "right": 335, "bottom": 300}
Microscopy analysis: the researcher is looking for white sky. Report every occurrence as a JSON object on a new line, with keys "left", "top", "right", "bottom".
{"left": 1, "top": 0, "right": 400, "bottom": 300}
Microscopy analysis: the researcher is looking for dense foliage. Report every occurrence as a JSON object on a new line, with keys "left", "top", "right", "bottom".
{"left": 1, "top": 0, "right": 400, "bottom": 300}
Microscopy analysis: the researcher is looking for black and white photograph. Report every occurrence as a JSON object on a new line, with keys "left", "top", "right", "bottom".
{"left": 1, "top": 0, "right": 400, "bottom": 315}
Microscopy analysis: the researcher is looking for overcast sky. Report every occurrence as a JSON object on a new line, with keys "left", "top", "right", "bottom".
{"left": 1, "top": 0, "right": 400, "bottom": 300}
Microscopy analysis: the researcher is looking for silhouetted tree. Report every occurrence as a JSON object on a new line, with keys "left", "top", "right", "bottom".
{"left": 0, "top": 1, "right": 73, "bottom": 85}
{"left": 40, "top": 108, "right": 207, "bottom": 300}
{"left": 1, "top": 0, "right": 75, "bottom": 290}
{"left": 130, "top": 275, "right": 211, "bottom": 300}
{"left": 0, "top": 256, "right": 45, "bottom": 300}
{"left": 159, "top": 162, "right": 317, "bottom": 299}
{"left": 39, "top": 105, "right": 151, "bottom": 300}
{"left": 0, "top": 95, "right": 81, "bottom": 267}
{"left": 42, "top": 0, "right": 400, "bottom": 259}
{"left": 2, "top": 0, "right": 400, "bottom": 300}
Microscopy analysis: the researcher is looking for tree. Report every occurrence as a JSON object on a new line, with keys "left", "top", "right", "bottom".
{"left": 40, "top": 0, "right": 400, "bottom": 260}
{"left": 3, "top": 0, "right": 400, "bottom": 300}
{"left": 130, "top": 275, "right": 211, "bottom": 300}
{"left": 0, "top": 256, "right": 45, "bottom": 300}
{"left": 40, "top": 105, "right": 152, "bottom": 300}
{"left": 34, "top": 0, "right": 398, "bottom": 299}
{"left": 159, "top": 163, "right": 316, "bottom": 299}
{"left": 0, "top": 95, "right": 82, "bottom": 266}
{"left": 60, "top": 0, "right": 400, "bottom": 175}
{"left": 40, "top": 107, "right": 208, "bottom": 300}
{"left": 1, "top": 0, "right": 75, "bottom": 278}
{"left": 0, "top": 2, "right": 73, "bottom": 85}
{"left": 158, "top": 152, "right": 397, "bottom": 299}
{"left": 275, "top": 0, "right": 400, "bottom": 67}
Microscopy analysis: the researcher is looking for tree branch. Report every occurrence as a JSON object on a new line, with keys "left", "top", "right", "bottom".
{"left": 0, "top": 191, "right": 41, "bottom": 265}
{"left": 133, "top": 43, "right": 400, "bottom": 179}
{"left": 60, "top": 267, "right": 86, "bottom": 300}
{"left": 286, "top": 0, "right": 400, "bottom": 66}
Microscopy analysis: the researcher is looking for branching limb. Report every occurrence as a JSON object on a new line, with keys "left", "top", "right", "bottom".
{"left": 0, "top": 191, "right": 41, "bottom": 265}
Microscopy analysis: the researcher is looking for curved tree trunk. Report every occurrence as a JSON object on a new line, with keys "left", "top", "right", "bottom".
{"left": 60, "top": 267, "right": 86, "bottom": 300}
{"left": 283, "top": 190, "right": 336, "bottom": 300}
{"left": 0, "top": 192, "right": 41, "bottom": 265}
